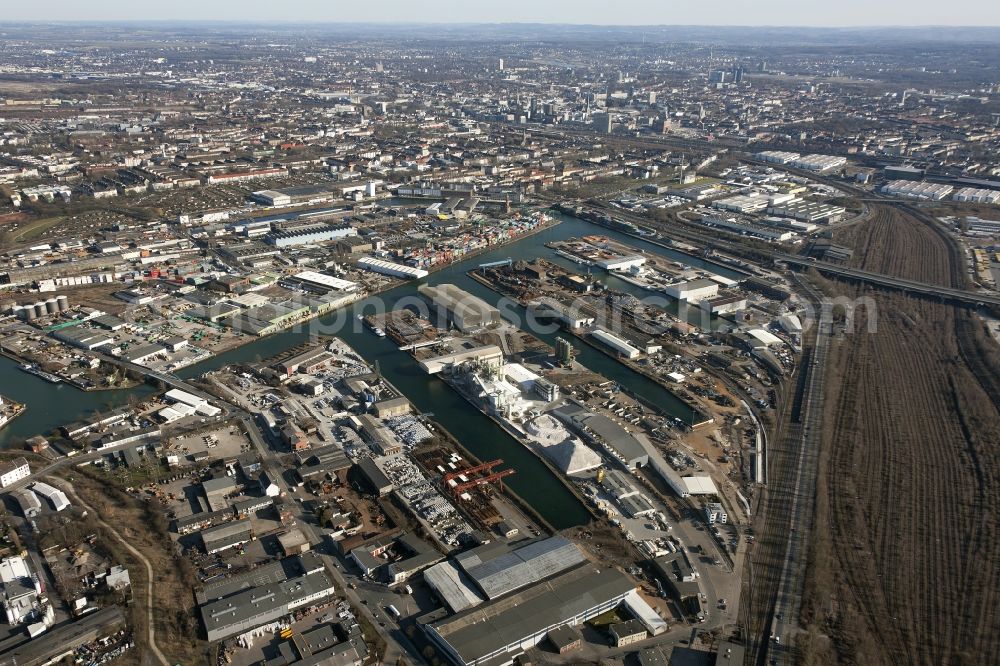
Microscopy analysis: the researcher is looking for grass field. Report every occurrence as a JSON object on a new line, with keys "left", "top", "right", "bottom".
{"left": 11, "top": 215, "right": 64, "bottom": 243}
{"left": 587, "top": 609, "right": 625, "bottom": 628}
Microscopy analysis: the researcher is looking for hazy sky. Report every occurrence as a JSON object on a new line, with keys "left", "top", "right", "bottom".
{"left": 3, "top": 0, "right": 999, "bottom": 26}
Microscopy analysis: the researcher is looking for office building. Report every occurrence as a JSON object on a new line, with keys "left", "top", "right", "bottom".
{"left": 610, "top": 619, "right": 648, "bottom": 647}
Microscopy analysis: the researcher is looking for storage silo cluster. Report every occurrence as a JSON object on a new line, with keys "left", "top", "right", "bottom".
{"left": 13, "top": 294, "right": 69, "bottom": 320}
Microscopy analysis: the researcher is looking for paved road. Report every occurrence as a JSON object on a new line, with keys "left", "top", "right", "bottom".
{"left": 205, "top": 376, "right": 426, "bottom": 665}
{"left": 531, "top": 125, "right": 998, "bottom": 308}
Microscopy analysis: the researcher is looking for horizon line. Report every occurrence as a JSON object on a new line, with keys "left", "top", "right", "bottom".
{"left": 1, "top": 20, "right": 999, "bottom": 29}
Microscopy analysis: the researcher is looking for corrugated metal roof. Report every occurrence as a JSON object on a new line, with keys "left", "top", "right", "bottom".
{"left": 456, "top": 535, "right": 586, "bottom": 600}
{"left": 430, "top": 566, "right": 634, "bottom": 664}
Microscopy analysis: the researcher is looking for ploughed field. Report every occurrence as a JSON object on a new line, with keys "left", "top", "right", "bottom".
{"left": 804, "top": 205, "right": 1000, "bottom": 664}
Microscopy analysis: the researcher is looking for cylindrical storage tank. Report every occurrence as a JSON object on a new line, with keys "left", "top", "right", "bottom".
{"left": 45, "top": 298, "right": 58, "bottom": 314}
{"left": 13, "top": 306, "right": 24, "bottom": 320}
{"left": 56, "top": 295, "right": 69, "bottom": 312}
{"left": 24, "top": 306, "right": 37, "bottom": 321}
{"left": 33, "top": 302, "right": 46, "bottom": 318}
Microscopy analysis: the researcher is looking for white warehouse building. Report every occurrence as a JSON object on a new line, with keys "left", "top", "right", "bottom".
{"left": 881, "top": 180, "right": 954, "bottom": 200}
{"left": 31, "top": 481, "right": 70, "bottom": 511}
{"left": 952, "top": 187, "right": 1000, "bottom": 204}
{"left": 419, "top": 283, "right": 501, "bottom": 331}
{"left": 597, "top": 255, "right": 646, "bottom": 271}
{"left": 665, "top": 278, "right": 719, "bottom": 302}
{"left": 590, "top": 328, "right": 642, "bottom": 359}
{"left": 356, "top": 257, "right": 429, "bottom": 279}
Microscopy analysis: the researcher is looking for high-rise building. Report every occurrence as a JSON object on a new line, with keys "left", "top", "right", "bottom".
{"left": 709, "top": 70, "right": 728, "bottom": 84}
{"left": 498, "top": 58, "right": 504, "bottom": 71}
{"left": 556, "top": 338, "right": 575, "bottom": 366}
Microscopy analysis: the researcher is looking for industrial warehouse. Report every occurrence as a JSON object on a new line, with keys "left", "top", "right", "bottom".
{"left": 264, "top": 222, "right": 357, "bottom": 247}
{"left": 422, "top": 565, "right": 652, "bottom": 666}
{"left": 198, "top": 553, "right": 335, "bottom": 642}
{"left": 418, "top": 283, "right": 502, "bottom": 331}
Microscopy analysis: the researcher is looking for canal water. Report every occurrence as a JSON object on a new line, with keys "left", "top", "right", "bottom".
{"left": 0, "top": 213, "right": 740, "bottom": 529}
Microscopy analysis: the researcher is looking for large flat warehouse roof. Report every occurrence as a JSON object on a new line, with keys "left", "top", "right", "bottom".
{"left": 427, "top": 565, "right": 635, "bottom": 666}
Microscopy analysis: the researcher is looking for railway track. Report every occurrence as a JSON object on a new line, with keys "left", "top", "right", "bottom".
{"left": 745, "top": 275, "right": 831, "bottom": 666}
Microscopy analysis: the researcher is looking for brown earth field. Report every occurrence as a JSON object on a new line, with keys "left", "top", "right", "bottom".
{"left": 798, "top": 204, "right": 1000, "bottom": 665}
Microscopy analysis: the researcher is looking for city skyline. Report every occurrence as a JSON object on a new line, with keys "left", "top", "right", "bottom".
{"left": 2, "top": 0, "right": 999, "bottom": 26}
{"left": 0, "top": 16, "right": 997, "bottom": 666}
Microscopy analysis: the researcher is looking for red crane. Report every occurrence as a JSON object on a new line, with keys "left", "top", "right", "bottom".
{"left": 452, "top": 468, "right": 516, "bottom": 495}
{"left": 441, "top": 459, "right": 515, "bottom": 496}
{"left": 442, "top": 459, "right": 505, "bottom": 486}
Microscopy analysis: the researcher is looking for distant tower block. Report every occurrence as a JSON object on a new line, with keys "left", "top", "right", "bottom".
{"left": 555, "top": 337, "right": 574, "bottom": 366}
{"left": 498, "top": 58, "right": 504, "bottom": 71}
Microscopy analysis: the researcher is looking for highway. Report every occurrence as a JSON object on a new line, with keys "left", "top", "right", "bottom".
{"left": 529, "top": 124, "right": 1000, "bottom": 309}
{"left": 571, "top": 199, "right": 1000, "bottom": 309}
{"left": 772, "top": 253, "right": 1000, "bottom": 307}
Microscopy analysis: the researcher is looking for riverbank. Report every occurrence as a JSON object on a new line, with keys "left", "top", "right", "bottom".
{"left": 416, "top": 412, "right": 559, "bottom": 536}
{"left": 466, "top": 268, "right": 713, "bottom": 427}
{"left": 0, "top": 217, "right": 557, "bottom": 395}
{"left": 155, "top": 213, "right": 562, "bottom": 379}
{"left": 0, "top": 394, "right": 26, "bottom": 432}
{"left": 570, "top": 332, "right": 715, "bottom": 428}
{"left": 3, "top": 211, "right": 707, "bottom": 526}
{"left": 549, "top": 203, "right": 753, "bottom": 278}
{"left": 435, "top": 370, "right": 600, "bottom": 526}
{"left": 204, "top": 336, "right": 561, "bottom": 538}
{"left": 0, "top": 347, "right": 141, "bottom": 392}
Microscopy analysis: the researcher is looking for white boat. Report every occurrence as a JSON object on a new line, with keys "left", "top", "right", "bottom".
{"left": 20, "top": 363, "right": 62, "bottom": 384}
